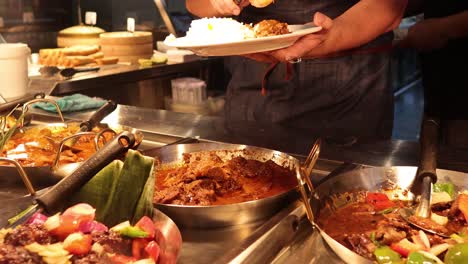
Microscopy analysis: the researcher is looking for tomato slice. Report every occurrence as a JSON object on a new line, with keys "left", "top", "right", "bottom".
{"left": 63, "top": 232, "right": 92, "bottom": 255}
{"left": 136, "top": 216, "right": 156, "bottom": 239}
{"left": 145, "top": 241, "right": 160, "bottom": 262}
{"left": 132, "top": 238, "right": 149, "bottom": 259}
{"left": 50, "top": 214, "right": 81, "bottom": 240}
{"left": 366, "top": 192, "right": 395, "bottom": 211}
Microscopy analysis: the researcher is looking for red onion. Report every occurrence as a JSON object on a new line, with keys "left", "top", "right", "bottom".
{"left": 26, "top": 212, "right": 48, "bottom": 225}
{"left": 79, "top": 220, "right": 108, "bottom": 233}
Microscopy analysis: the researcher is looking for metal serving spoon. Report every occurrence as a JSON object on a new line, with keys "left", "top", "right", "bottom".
{"left": 399, "top": 118, "right": 450, "bottom": 237}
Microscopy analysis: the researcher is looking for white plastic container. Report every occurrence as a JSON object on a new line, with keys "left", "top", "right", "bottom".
{"left": 0, "top": 43, "right": 30, "bottom": 99}
{"left": 171, "top": 77, "right": 207, "bottom": 105}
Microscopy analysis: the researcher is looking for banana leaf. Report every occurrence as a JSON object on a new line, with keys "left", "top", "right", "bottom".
{"left": 68, "top": 160, "right": 123, "bottom": 220}
{"left": 133, "top": 163, "right": 155, "bottom": 224}
{"left": 102, "top": 149, "right": 154, "bottom": 227}
{"left": 69, "top": 149, "right": 155, "bottom": 227}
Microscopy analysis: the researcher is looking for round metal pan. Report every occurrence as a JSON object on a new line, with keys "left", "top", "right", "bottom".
{"left": 0, "top": 123, "right": 143, "bottom": 188}
{"left": 0, "top": 188, "right": 182, "bottom": 264}
{"left": 311, "top": 166, "right": 468, "bottom": 264}
{"left": 302, "top": 117, "right": 445, "bottom": 263}
{"left": 150, "top": 142, "right": 301, "bottom": 228}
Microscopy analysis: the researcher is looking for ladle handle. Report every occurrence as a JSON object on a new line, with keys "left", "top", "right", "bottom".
{"left": 417, "top": 117, "right": 439, "bottom": 183}
{"left": 415, "top": 117, "right": 439, "bottom": 218}
{"left": 80, "top": 100, "right": 117, "bottom": 131}
{"left": 36, "top": 131, "right": 135, "bottom": 213}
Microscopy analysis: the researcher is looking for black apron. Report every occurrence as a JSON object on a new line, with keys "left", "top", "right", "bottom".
{"left": 224, "top": 0, "right": 394, "bottom": 140}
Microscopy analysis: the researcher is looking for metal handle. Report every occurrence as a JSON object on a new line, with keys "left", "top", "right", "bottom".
{"left": 36, "top": 131, "right": 135, "bottom": 213}
{"left": 52, "top": 132, "right": 98, "bottom": 168}
{"left": 416, "top": 117, "right": 439, "bottom": 183}
{"left": 80, "top": 100, "right": 117, "bottom": 131}
{"left": 296, "top": 138, "right": 321, "bottom": 223}
{"left": 0, "top": 93, "right": 45, "bottom": 113}
{"left": 414, "top": 117, "right": 439, "bottom": 218}
{"left": 94, "top": 128, "right": 117, "bottom": 150}
{"left": 0, "top": 157, "right": 35, "bottom": 195}
{"left": 22, "top": 98, "right": 65, "bottom": 127}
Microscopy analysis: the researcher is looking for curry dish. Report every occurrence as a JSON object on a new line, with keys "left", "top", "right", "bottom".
{"left": 153, "top": 152, "right": 297, "bottom": 206}
{"left": 1, "top": 123, "right": 113, "bottom": 167}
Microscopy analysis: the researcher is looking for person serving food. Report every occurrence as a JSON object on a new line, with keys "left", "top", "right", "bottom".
{"left": 186, "top": 0, "right": 407, "bottom": 140}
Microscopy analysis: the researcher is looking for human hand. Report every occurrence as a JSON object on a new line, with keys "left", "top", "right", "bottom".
{"left": 209, "top": 0, "right": 250, "bottom": 16}
{"left": 243, "top": 12, "right": 334, "bottom": 63}
{"left": 399, "top": 18, "right": 449, "bottom": 52}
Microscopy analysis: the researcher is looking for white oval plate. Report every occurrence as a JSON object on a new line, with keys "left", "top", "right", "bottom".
{"left": 164, "top": 24, "right": 322, "bottom": 57}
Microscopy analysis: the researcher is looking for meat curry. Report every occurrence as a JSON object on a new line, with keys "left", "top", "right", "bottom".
{"left": 1, "top": 123, "right": 114, "bottom": 167}
{"left": 153, "top": 152, "right": 297, "bottom": 206}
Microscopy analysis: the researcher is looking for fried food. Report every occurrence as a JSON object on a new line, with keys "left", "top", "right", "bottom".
{"left": 253, "top": 19, "right": 290, "bottom": 37}
{"left": 249, "top": 0, "right": 274, "bottom": 8}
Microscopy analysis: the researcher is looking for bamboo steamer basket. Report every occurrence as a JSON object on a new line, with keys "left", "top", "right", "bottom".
{"left": 99, "top": 31, "right": 153, "bottom": 64}
{"left": 57, "top": 25, "right": 105, "bottom": 48}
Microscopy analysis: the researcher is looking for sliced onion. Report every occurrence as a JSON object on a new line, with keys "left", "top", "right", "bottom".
{"left": 429, "top": 243, "right": 450, "bottom": 256}
{"left": 78, "top": 220, "right": 108, "bottom": 234}
{"left": 417, "top": 250, "right": 444, "bottom": 264}
{"left": 419, "top": 230, "right": 431, "bottom": 249}
{"left": 43, "top": 213, "right": 60, "bottom": 231}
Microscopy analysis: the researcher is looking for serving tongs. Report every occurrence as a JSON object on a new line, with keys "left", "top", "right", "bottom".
{"left": 2, "top": 131, "right": 136, "bottom": 227}
{"left": 295, "top": 138, "right": 372, "bottom": 263}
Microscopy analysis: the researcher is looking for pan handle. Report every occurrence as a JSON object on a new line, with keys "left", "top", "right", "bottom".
{"left": 0, "top": 158, "right": 35, "bottom": 196}
{"left": 36, "top": 131, "right": 135, "bottom": 213}
{"left": 22, "top": 98, "right": 65, "bottom": 127}
{"left": 80, "top": 100, "right": 117, "bottom": 131}
{"left": 416, "top": 117, "right": 439, "bottom": 183}
{"left": 0, "top": 93, "right": 45, "bottom": 113}
{"left": 413, "top": 117, "right": 439, "bottom": 218}
{"left": 51, "top": 132, "right": 98, "bottom": 168}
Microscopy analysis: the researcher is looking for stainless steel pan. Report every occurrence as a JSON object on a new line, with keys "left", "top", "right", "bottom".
{"left": 303, "top": 118, "right": 455, "bottom": 263}
{"left": 149, "top": 142, "right": 302, "bottom": 228}
{"left": 0, "top": 123, "right": 143, "bottom": 188}
{"left": 1, "top": 94, "right": 139, "bottom": 188}
{"left": 309, "top": 166, "right": 468, "bottom": 264}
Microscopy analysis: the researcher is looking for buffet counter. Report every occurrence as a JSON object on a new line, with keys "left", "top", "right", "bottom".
{"left": 28, "top": 58, "right": 223, "bottom": 109}
{"left": 9, "top": 104, "right": 468, "bottom": 264}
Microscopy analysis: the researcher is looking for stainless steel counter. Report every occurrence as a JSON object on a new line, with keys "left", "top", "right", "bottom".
{"left": 10, "top": 104, "right": 468, "bottom": 264}
{"left": 28, "top": 58, "right": 224, "bottom": 109}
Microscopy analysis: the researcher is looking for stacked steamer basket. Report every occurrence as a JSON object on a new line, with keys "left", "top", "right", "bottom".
{"left": 57, "top": 25, "right": 105, "bottom": 48}
{"left": 99, "top": 31, "right": 153, "bottom": 64}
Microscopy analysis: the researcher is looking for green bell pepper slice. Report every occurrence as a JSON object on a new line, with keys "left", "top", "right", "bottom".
{"left": 407, "top": 252, "right": 437, "bottom": 264}
{"left": 433, "top": 182, "right": 455, "bottom": 198}
{"left": 374, "top": 246, "right": 403, "bottom": 264}
{"left": 445, "top": 243, "right": 468, "bottom": 264}
{"left": 118, "top": 226, "right": 149, "bottom": 238}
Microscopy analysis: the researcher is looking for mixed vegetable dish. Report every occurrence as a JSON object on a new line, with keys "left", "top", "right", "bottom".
{"left": 319, "top": 182, "right": 468, "bottom": 264}
{"left": 0, "top": 203, "right": 162, "bottom": 264}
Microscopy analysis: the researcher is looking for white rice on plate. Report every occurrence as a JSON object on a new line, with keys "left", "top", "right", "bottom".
{"left": 167, "top": 18, "right": 255, "bottom": 46}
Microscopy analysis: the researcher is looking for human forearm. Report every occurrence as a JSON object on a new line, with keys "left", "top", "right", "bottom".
{"left": 440, "top": 11, "right": 468, "bottom": 39}
{"left": 186, "top": 0, "right": 245, "bottom": 18}
{"left": 186, "top": 0, "right": 220, "bottom": 17}
{"left": 323, "top": 0, "right": 407, "bottom": 53}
